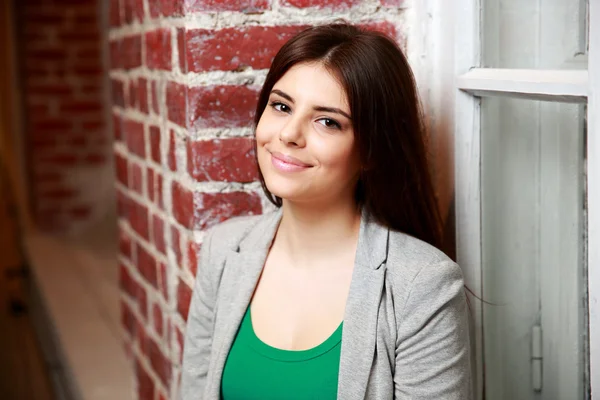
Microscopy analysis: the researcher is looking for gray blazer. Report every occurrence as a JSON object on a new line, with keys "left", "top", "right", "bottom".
{"left": 180, "top": 210, "right": 472, "bottom": 399}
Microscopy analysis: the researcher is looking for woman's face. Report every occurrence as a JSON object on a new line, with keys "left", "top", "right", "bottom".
{"left": 255, "top": 62, "right": 360, "bottom": 206}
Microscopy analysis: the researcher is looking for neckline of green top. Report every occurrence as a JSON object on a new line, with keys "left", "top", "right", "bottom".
{"left": 244, "top": 307, "right": 344, "bottom": 362}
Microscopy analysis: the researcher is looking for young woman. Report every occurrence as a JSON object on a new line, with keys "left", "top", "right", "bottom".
{"left": 180, "top": 23, "right": 472, "bottom": 400}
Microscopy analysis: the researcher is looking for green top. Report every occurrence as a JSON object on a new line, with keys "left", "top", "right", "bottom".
{"left": 221, "top": 306, "right": 343, "bottom": 400}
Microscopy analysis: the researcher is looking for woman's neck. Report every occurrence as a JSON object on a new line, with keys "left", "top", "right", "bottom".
{"left": 274, "top": 197, "right": 362, "bottom": 268}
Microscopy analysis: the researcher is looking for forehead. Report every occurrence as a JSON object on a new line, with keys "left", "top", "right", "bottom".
{"left": 273, "top": 62, "right": 349, "bottom": 112}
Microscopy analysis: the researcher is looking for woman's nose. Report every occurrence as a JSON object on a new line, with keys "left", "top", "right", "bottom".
{"left": 279, "top": 116, "right": 306, "bottom": 147}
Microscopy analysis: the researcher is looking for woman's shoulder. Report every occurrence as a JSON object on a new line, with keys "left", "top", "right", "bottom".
{"left": 205, "top": 210, "right": 278, "bottom": 252}
{"left": 385, "top": 230, "right": 463, "bottom": 298}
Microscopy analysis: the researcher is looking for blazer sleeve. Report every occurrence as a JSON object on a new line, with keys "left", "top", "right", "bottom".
{"left": 180, "top": 229, "right": 217, "bottom": 400}
{"left": 394, "top": 261, "right": 472, "bottom": 399}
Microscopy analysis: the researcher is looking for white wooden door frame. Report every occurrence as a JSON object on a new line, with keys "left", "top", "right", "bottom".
{"left": 587, "top": 0, "right": 599, "bottom": 395}
{"left": 451, "top": 0, "right": 599, "bottom": 398}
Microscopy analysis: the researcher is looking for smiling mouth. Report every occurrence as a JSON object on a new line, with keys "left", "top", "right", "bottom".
{"left": 269, "top": 151, "right": 313, "bottom": 172}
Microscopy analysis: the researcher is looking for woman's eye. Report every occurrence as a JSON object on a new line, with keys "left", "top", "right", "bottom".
{"left": 270, "top": 101, "right": 290, "bottom": 113}
{"left": 317, "top": 118, "right": 342, "bottom": 130}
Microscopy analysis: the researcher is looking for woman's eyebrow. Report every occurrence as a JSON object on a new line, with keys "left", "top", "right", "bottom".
{"left": 271, "top": 89, "right": 294, "bottom": 103}
{"left": 271, "top": 89, "right": 352, "bottom": 120}
{"left": 313, "top": 106, "right": 351, "bottom": 120}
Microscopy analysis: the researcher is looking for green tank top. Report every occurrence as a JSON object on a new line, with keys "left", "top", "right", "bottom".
{"left": 221, "top": 306, "right": 343, "bottom": 400}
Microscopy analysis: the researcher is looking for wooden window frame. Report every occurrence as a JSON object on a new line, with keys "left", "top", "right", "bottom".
{"left": 446, "top": 0, "right": 599, "bottom": 398}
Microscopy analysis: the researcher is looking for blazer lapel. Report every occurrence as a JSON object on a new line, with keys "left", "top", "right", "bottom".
{"left": 205, "top": 211, "right": 283, "bottom": 399}
{"left": 337, "top": 213, "right": 390, "bottom": 400}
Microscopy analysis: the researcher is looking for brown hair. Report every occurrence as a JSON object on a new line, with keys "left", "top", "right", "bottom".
{"left": 254, "top": 23, "right": 444, "bottom": 250}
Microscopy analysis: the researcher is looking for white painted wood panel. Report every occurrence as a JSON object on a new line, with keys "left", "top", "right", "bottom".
{"left": 457, "top": 69, "right": 588, "bottom": 103}
{"left": 586, "top": 0, "right": 599, "bottom": 396}
{"left": 480, "top": 96, "right": 543, "bottom": 400}
{"left": 453, "top": 0, "right": 484, "bottom": 398}
{"left": 452, "top": 0, "right": 592, "bottom": 399}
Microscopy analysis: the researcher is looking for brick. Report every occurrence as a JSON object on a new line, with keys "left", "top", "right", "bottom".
{"left": 177, "top": 28, "right": 186, "bottom": 72}
{"left": 112, "top": 79, "right": 125, "bottom": 107}
{"left": 152, "top": 303, "right": 164, "bottom": 337}
{"left": 120, "top": 231, "right": 132, "bottom": 259}
{"left": 188, "top": 85, "right": 258, "bottom": 129}
{"left": 138, "top": 78, "right": 149, "bottom": 113}
{"left": 174, "top": 325, "right": 184, "bottom": 363}
{"left": 131, "top": 163, "right": 143, "bottom": 194}
{"left": 171, "top": 226, "right": 182, "bottom": 266}
{"left": 133, "top": 0, "right": 145, "bottom": 21}
{"left": 127, "top": 79, "right": 139, "bottom": 109}
{"left": 117, "top": 189, "right": 131, "bottom": 218}
{"left": 31, "top": 119, "right": 72, "bottom": 132}
{"left": 156, "top": 174, "right": 164, "bottom": 210}
{"left": 137, "top": 283, "right": 148, "bottom": 319}
{"left": 25, "top": 13, "right": 64, "bottom": 25}
{"left": 72, "top": 65, "right": 103, "bottom": 76}
{"left": 159, "top": 262, "right": 168, "bottom": 301}
{"left": 152, "top": 215, "right": 166, "bottom": 255}
{"left": 171, "top": 181, "right": 193, "bottom": 229}
{"left": 149, "top": 339, "right": 171, "bottom": 387}
{"left": 186, "top": 0, "right": 269, "bottom": 12}
{"left": 186, "top": 26, "right": 305, "bottom": 72}
{"left": 188, "top": 240, "right": 199, "bottom": 276}
{"left": 121, "top": 300, "right": 136, "bottom": 336}
{"left": 147, "top": 168, "right": 155, "bottom": 203}
{"left": 129, "top": 199, "right": 149, "bottom": 239}
{"left": 28, "top": 49, "right": 67, "bottom": 61}
{"left": 173, "top": 184, "right": 262, "bottom": 230}
{"left": 145, "top": 29, "right": 172, "bottom": 70}
{"left": 109, "top": 40, "right": 120, "bottom": 69}
{"left": 135, "top": 361, "right": 155, "bottom": 400}
{"left": 187, "top": 137, "right": 258, "bottom": 182}
{"left": 115, "top": 154, "right": 129, "bottom": 185}
{"left": 166, "top": 82, "right": 187, "bottom": 127}
{"left": 161, "top": 0, "right": 184, "bottom": 16}
{"left": 123, "top": 0, "right": 134, "bottom": 23}
{"left": 122, "top": 35, "right": 143, "bottom": 69}
{"left": 58, "top": 32, "right": 100, "bottom": 43}
{"left": 151, "top": 81, "right": 160, "bottom": 114}
{"left": 124, "top": 119, "right": 145, "bottom": 157}
{"left": 149, "top": 0, "right": 162, "bottom": 18}
{"left": 109, "top": 0, "right": 121, "bottom": 27}
{"left": 60, "top": 101, "right": 103, "bottom": 113}
{"left": 119, "top": 263, "right": 138, "bottom": 298}
{"left": 149, "top": 126, "right": 161, "bottom": 163}
{"left": 198, "top": 191, "right": 262, "bottom": 229}
{"left": 27, "top": 83, "right": 72, "bottom": 95}
{"left": 281, "top": 0, "right": 358, "bottom": 7}
{"left": 177, "top": 278, "right": 192, "bottom": 320}
{"left": 168, "top": 129, "right": 177, "bottom": 171}
{"left": 136, "top": 245, "right": 158, "bottom": 288}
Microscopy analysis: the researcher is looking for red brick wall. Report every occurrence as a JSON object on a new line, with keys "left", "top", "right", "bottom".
{"left": 19, "top": 0, "right": 111, "bottom": 231}
{"left": 110, "top": 1, "right": 406, "bottom": 398}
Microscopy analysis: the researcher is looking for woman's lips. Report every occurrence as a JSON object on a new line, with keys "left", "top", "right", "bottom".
{"left": 270, "top": 151, "right": 312, "bottom": 172}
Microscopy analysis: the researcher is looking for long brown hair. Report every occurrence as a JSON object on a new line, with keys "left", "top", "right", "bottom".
{"left": 253, "top": 23, "right": 444, "bottom": 250}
